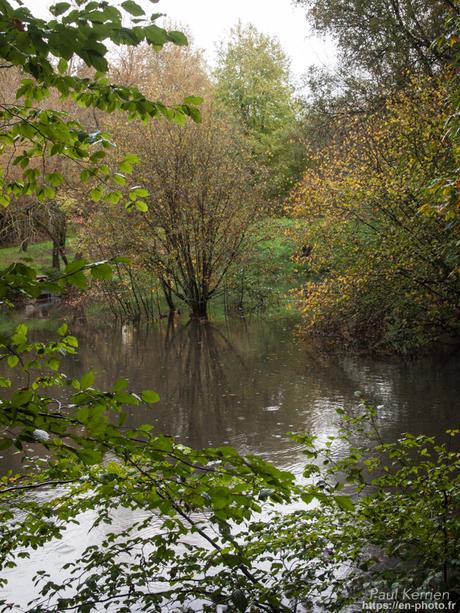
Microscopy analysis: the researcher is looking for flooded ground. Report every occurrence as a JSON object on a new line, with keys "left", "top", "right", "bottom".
{"left": 1, "top": 313, "right": 459, "bottom": 609}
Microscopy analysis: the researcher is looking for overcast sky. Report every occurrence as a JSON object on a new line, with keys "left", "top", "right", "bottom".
{"left": 154, "top": 0, "right": 336, "bottom": 79}
{"left": 27, "top": 0, "right": 336, "bottom": 82}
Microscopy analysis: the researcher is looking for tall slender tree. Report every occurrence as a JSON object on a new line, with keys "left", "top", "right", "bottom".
{"left": 215, "top": 23, "right": 300, "bottom": 200}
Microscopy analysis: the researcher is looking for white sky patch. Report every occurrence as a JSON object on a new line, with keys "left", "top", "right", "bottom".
{"left": 154, "top": 0, "right": 336, "bottom": 78}
{"left": 23, "top": 0, "right": 336, "bottom": 83}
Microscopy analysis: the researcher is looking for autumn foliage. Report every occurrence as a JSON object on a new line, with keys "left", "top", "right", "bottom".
{"left": 79, "top": 44, "right": 266, "bottom": 320}
{"left": 287, "top": 75, "right": 460, "bottom": 350}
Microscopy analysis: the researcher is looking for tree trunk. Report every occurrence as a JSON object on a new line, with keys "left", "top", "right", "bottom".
{"left": 56, "top": 216, "right": 68, "bottom": 267}
{"left": 190, "top": 299, "right": 208, "bottom": 319}
{"left": 161, "top": 279, "right": 176, "bottom": 313}
{"left": 50, "top": 204, "right": 68, "bottom": 269}
{"left": 52, "top": 241, "right": 60, "bottom": 269}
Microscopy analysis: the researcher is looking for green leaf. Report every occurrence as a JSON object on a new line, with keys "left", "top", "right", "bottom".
{"left": 90, "top": 150, "right": 106, "bottom": 163}
{"left": 65, "top": 335, "right": 78, "bottom": 348}
{"left": 123, "top": 153, "right": 140, "bottom": 164}
{"left": 183, "top": 96, "right": 203, "bottom": 105}
{"left": 334, "top": 495, "right": 355, "bottom": 511}
{"left": 144, "top": 24, "right": 168, "bottom": 46}
{"left": 12, "top": 390, "right": 33, "bottom": 406}
{"left": 121, "top": 0, "right": 145, "bottom": 17}
{"left": 114, "top": 378, "right": 129, "bottom": 392}
{"left": 134, "top": 200, "right": 148, "bottom": 212}
{"left": 80, "top": 371, "right": 95, "bottom": 390}
{"left": 0, "top": 194, "right": 11, "bottom": 207}
{"left": 65, "top": 259, "right": 87, "bottom": 274}
{"left": 50, "top": 2, "right": 70, "bottom": 16}
{"left": 83, "top": 50, "right": 108, "bottom": 73}
{"left": 90, "top": 186, "right": 104, "bottom": 202}
{"left": 91, "top": 263, "right": 113, "bottom": 280}
{"left": 130, "top": 186, "right": 149, "bottom": 197}
{"left": 172, "top": 110, "right": 187, "bottom": 126}
{"left": 57, "top": 323, "right": 68, "bottom": 336}
{"left": 186, "top": 107, "right": 201, "bottom": 122}
{"left": 141, "top": 390, "right": 160, "bottom": 404}
{"left": 105, "top": 190, "right": 123, "bottom": 204}
{"left": 167, "top": 31, "right": 188, "bottom": 46}
{"left": 112, "top": 173, "right": 126, "bottom": 186}
{"left": 7, "top": 355, "right": 19, "bottom": 368}
{"left": 47, "top": 358, "right": 60, "bottom": 372}
{"left": 231, "top": 589, "right": 248, "bottom": 613}
{"left": 115, "top": 391, "right": 140, "bottom": 405}
{"left": 57, "top": 57, "right": 68, "bottom": 74}
{"left": 12, "top": 323, "right": 27, "bottom": 345}
{"left": 300, "top": 492, "right": 315, "bottom": 505}
{"left": 46, "top": 172, "right": 64, "bottom": 187}
{"left": 67, "top": 271, "right": 88, "bottom": 289}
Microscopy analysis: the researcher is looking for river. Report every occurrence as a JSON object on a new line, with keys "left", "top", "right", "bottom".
{"left": 1, "top": 312, "right": 459, "bottom": 610}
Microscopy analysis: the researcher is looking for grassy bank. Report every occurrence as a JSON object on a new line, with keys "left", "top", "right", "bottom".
{"left": 0, "top": 219, "right": 308, "bottom": 322}
{"left": 207, "top": 217, "right": 308, "bottom": 319}
{"left": 0, "top": 237, "right": 77, "bottom": 275}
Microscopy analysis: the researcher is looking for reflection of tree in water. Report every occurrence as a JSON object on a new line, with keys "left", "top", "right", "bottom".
{"left": 19, "top": 312, "right": 459, "bottom": 462}
{"left": 154, "top": 318, "right": 249, "bottom": 445}
{"left": 68, "top": 317, "right": 253, "bottom": 448}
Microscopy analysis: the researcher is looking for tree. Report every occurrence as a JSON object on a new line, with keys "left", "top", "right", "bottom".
{"left": 288, "top": 74, "right": 460, "bottom": 350}
{"left": 292, "top": 0, "right": 459, "bottom": 165}
{"left": 215, "top": 23, "right": 300, "bottom": 200}
{"left": 0, "top": 66, "right": 69, "bottom": 267}
{"left": 426, "top": 4, "right": 460, "bottom": 227}
{"left": 82, "top": 44, "right": 266, "bottom": 320}
{"left": 294, "top": 0, "right": 458, "bottom": 90}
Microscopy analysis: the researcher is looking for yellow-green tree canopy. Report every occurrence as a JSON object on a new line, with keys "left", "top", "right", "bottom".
{"left": 288, "top": 74, "right": 460, "bottom": 349}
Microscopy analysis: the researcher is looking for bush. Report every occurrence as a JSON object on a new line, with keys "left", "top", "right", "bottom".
{"left": 2, "top": 396, "right": 458, "bottom": 612}
{"left": 288, "top": 75, "right": 460, "bottom": 351}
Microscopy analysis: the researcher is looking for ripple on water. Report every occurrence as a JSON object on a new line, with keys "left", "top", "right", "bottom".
{"left": 263, "top": 404, "right": 281, "bottom": 412}
{"left": 1, "top": 314, "right": 459, "bottom": 610}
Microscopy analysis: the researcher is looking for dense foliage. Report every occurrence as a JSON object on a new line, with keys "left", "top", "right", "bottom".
{"left": 1, "top": 399, "right": 458, "bottom": 611}
{"left": 288, "top": 75, "right": 460, "bottom": 350}
{"left": 215, "top": 23, "right": 301, "bottom": 201}
{"left": 286, "top": 0, "right": 460, "bottom": 351}
{"left": 294, "top": 0, "right": 457, "bottom": 89}
{"left": 0, "top": 0, "right": 459, "bottom": 611}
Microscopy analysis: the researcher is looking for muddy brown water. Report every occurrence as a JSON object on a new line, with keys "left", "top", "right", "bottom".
{"left": 1, "top": 314, "right": 459, "bottom": 610}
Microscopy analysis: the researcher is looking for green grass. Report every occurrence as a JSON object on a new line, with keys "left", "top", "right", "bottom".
{"left": 254, "top": 217, "right": 305, "bottom": 286}
{"left": 208, "top": 217, "right": 310, "bottom": 319}
{"left": 0, "top": 237, "right": 77, "bottom": 274}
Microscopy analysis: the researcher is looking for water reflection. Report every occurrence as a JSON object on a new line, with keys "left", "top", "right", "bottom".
{"left": 2, "top": 314, "right": 459, "bottom": 475}
{"left": 1, "top": 314, "right": 459, "bottom": 609}
{"left": 44, "top": 314, "right": 460, "bottom": 472}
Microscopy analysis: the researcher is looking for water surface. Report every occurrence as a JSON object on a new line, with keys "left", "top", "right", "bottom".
{"left": 1, "top": 313, "right": 459, "bottom": 609}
